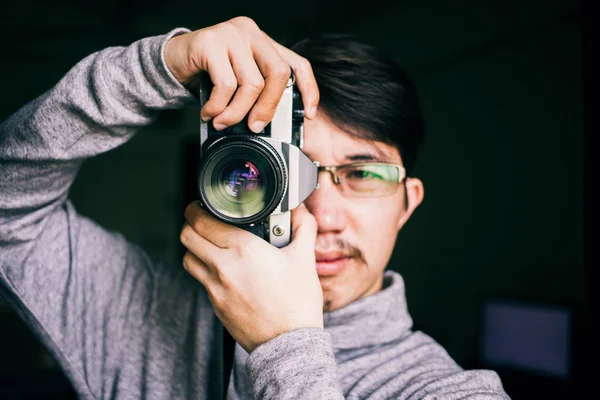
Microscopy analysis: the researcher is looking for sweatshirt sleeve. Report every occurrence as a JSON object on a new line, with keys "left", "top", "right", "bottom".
{"left": 245, "top": 328, "right": 345, "bottom": 399}
{"left": 0, "top": 28, "right": 197, "bottom": 398}
{"left": 0, "top": 26, "right": 194, "bottom": 229}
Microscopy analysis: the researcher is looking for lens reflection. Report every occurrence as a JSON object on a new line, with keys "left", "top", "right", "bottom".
{"left": 221, "top": 160, "right": 262, "bottom": 199}
{"left": 209, "top": 157, "right": 269, "bottom": 219}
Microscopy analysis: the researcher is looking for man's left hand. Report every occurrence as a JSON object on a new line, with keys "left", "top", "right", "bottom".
{"left": 180, "top": 202, "right": 323, "bottom": 353}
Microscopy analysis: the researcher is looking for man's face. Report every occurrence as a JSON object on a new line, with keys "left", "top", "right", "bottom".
{"left": 302, "top": 111, "right": 424, "bottom": 312}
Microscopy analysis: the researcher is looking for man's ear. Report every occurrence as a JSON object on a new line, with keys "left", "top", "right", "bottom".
{"left": 396, "top": 177, "right": 424, "bottom": 232}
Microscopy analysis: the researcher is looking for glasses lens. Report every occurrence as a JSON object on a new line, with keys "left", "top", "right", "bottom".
{"left": 339, "top": 164, "right": 399, "bottom": 196}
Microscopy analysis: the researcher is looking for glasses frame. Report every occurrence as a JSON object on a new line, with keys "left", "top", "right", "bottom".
{"left": 315, "top": 162, "right": 407, "bottom": 197}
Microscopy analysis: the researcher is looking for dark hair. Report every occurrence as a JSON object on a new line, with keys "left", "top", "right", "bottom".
{"left": 290, "top": 34, "right": 425, "bottom": 176}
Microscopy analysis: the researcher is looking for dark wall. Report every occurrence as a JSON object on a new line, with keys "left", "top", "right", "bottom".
{"left": 0, "top": 1, "right": 584, "bottom": 398}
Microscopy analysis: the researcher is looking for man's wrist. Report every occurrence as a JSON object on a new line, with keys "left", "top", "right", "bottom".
{"left": 161, "top": 28, "right": 204, "bottom": 98}
{"left": 163, "top": 30, "right": 191, "bottom": 85}
{"left": 246, "top": 327, "right": 339, "bottom": 397}
{"left": 159, "top": 28, "right": 192, "bottom": 86}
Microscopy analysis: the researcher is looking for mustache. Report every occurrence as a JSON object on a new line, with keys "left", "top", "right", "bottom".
{"left": 314, "top": 236, "right": 368, "bottom": 266}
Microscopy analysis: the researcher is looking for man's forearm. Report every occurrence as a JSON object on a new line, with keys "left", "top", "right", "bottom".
{"left": 0, "top": 28, "right": 195, "bottom": 242}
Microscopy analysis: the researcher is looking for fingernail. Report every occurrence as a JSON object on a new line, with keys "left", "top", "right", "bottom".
{"left": 213, "top": 122, "right": 227, "bottom": 131}
{"left": 308, "top": 106, "right": 317, "bottom": 119}
{"left": 250, "top": 120, "right": 266, "bottom": 133}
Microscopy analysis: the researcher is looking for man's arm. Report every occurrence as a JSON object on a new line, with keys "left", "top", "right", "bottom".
{"left": 244, "top": 330, "right": 510, "bottom": 400}
{"left": 0, "top": 25, "right": 194, "bottom": 246}
{"left": 0, "top": 28, "right": 196, "bottom": 397}
{"left": 0, "top": 18, "right": 331, "bottom": 399}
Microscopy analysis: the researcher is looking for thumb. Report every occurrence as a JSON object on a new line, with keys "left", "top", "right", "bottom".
{"left": 284, "top": 204, "right": 317, "bottom": 253}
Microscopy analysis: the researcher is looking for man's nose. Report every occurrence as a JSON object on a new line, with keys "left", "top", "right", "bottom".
{"left": 303, "top": 171, "right": 347, "bottom": 233}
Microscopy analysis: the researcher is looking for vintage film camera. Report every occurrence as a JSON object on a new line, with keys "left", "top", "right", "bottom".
{"left": 197, "top": 74, "right": 318, "bottom": 247}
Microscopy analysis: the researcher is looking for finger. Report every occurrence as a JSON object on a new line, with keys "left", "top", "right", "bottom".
{"left": 287, "top": 204, "right": 317, "bottom": 252}
{"left": 180, "top": 221, "right": 223, "bottom": 267}
{"left": 264, "top": 33, "right": 320, "bottom": 120}
{"left": 246, "top": 35, "right": 291, "bottom": 132}
{"left": 212, "top": 41, "right": 265, "bottom": 130}
{"left": 184, "top": 201, "right": 252, "bottom": 249}
{"left": 201, "top": 50, "right": 238, "bottom": 123}
{"left": 182, "top": 250, "right": 215, "bottom": 289}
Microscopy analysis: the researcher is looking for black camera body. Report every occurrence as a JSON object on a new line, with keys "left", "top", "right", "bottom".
{"left": 197, "top": 74, "right": 319, "bottom": 247}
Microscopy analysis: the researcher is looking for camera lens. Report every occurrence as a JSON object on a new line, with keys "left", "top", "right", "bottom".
{"left": 211, "top": 156, "right": 268, "bottom": 218}
{"left": 198, "top": 136, "right": 286, "bottom": 224}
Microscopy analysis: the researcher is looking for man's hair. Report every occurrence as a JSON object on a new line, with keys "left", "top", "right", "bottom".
{"left": 290, "top": 34, "right": 425, "bottom": 176}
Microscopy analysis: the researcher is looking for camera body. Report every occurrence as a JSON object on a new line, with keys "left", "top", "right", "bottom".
{"left": 197, "top": 74, "right": 318, "bottom": 247}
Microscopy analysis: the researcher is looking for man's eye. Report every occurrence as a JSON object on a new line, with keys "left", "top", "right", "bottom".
{"left": 347, "top": 169, "right": 383, "bottom": 180}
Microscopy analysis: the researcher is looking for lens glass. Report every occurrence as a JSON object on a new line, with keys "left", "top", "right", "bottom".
{"left": 219, "top": 159, "right": 263, "bottom": 201}
{"left": 203, "top": 147, "right": 278, "bottom": 219}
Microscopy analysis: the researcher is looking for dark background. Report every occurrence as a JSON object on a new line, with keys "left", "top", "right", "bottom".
{"left": 0, "top": 0, "right": 586, "bottom": 399}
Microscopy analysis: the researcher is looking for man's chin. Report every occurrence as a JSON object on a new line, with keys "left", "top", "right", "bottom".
{"left": 322, "top": 298, "right": 338, "bottom": 313}
{"left": 319, "top": 272, "right": 384, "bottom": 312}
{"left": 321, "top": 286, "right": 354, "bottom": 313}
{"left": 318, "top": 274, "right": 340, "bottom": 294}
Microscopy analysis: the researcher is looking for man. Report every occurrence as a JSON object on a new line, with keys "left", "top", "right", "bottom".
{"left": 0, "top": 16, "right": 510, "bottom": 399}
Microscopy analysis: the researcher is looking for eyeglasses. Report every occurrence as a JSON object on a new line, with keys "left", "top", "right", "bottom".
{"left": 316, "top": 162, "right": 406, "bottom": 197}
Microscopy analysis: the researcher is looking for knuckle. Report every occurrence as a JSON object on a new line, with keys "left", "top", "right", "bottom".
{"left": 202, "top": 102, "right": 224, "bottom": 118}
{"left": 182, "top": 251, "right": 193, "bottom": 271}
{"left": 184, "top": 202, "right": 197, "bottom": 222}
{"left": 179, "top": 227, "right": 189, "bottom": 246}
{"left": 215, "top": 267, "right": 227, "bottom": 285}
{"left": 215, "top": 78, "right": 238, "bottom": 93}
{"left": 208, "top": 288, "right": 225, "bottom": 307}
{"left": 235, "top": 244, "right": 247, "bottom": 259}
{"left": 230, "top": 16, "right": 258, "bottom": 30}
{"left": 219, "top": 20, "right": 238, "bottom": 35}
{"left": 201, "top": 105, "right": 218, "bottom": 119}
{"left": 296, "top": 57, "right": 312, "bottom": 74}
{"left": 216, "top": 232, "right": 233, "bottom": 249}
{"left": 196, "top": 27, "right": 216, "bottom": 45}
{"left": 186, "top": 209, "right": 207, "bottom": 234}
{"left": 197, "top": 214, "right": 210, "bottom": 233}
{"left": 215, "top": 111, "right": 244, "bottom": 127}
{"left": 245, "top": 78, "right": 265, "bottom": 93}
{"left": 271, "top": 60, "right": 291, "bottom": 81}
{"left": 235, "top": 239, "right": 254, "bottom": 258}
{"left": 179, "top": 224, "right": 196, "bottom": 248}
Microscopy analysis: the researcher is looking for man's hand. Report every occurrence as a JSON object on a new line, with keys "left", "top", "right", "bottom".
{"left": 180, "top": 202, "right": 323, "bottom": 353}
{"left": 164, "top": 16, "right": 319, "bottom": 133}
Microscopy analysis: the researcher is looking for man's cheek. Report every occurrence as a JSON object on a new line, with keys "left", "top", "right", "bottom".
{"left": 362, "top": 222, "right": 393, "bottom": 269}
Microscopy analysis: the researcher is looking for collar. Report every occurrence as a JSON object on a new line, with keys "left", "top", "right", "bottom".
{"left": 324, "top": 270, "right": 413, "bottom": 350}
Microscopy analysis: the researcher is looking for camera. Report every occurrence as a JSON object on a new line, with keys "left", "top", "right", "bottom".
{"left": 197, "top": 74, "right": 319, "bottom": 247}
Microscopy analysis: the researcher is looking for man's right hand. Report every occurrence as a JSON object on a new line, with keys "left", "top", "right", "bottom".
{"left": 164, "top": 16, "right": 320, "bottom": 133}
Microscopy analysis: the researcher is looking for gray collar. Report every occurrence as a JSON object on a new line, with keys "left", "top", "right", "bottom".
{"left": 324, "top": 271, "right": 413, "bottom": 350}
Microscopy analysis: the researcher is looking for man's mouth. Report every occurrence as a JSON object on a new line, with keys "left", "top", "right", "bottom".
{"left": 315, "top": 252, "right": 352, "bottom": 276}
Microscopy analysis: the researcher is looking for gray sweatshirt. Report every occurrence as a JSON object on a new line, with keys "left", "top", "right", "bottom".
{"left": 0, "top": 28, "right": 510, "bottom": 400}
